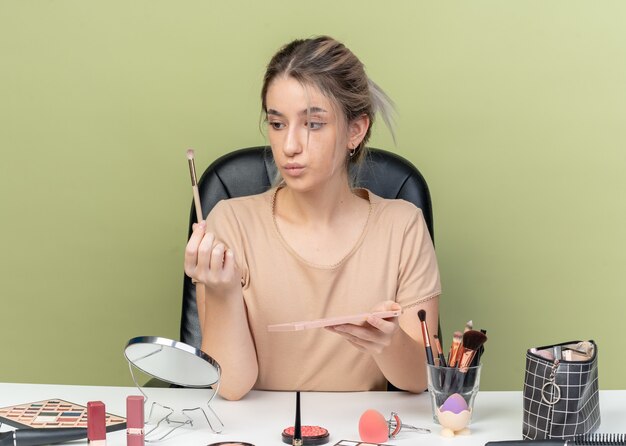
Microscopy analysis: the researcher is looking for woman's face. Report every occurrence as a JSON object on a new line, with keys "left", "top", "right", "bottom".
{"left": 265, "top": 76, "right": 351, "bottom": 193}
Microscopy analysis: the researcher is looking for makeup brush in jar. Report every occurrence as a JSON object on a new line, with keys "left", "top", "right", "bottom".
{"left": 448, "top": 331, "right": 463, "bottom": 367}
{"left": 433, "top": 334, "right": 447, "bottom": 367}
{"left": 458, "top": 330, "right": 488, "bottom": 372}
{"left": 417, "top": 310, "right": 435, "bottom": 366}
{"left": 464, "top": 320, "right": 473, "bottom": 333}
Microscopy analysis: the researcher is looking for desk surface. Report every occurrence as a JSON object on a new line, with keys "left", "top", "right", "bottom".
{"left": 0, "top": 383, "right": 624, "bottom": 446}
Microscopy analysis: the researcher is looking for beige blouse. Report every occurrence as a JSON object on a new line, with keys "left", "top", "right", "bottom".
{"left": 205, "top": 188, "right": 441, "bottom": 391}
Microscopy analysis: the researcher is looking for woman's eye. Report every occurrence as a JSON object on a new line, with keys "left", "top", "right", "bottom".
{"left": 306, "top": 121, "right": 326, "bottom": 130}
{"left": 269, "top": 121, "right": 285, "bottom": 130}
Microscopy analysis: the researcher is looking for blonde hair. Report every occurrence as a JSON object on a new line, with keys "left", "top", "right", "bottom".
{"left": 261, "top": 36, "right": 395, "bottom": 168}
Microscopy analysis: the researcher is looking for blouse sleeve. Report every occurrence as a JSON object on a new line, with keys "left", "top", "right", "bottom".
{"left": 396, "top": 208, "right": 442, "bottom": 308}
{"left": 204, "top": 200, "right": 250, "bottom": 288}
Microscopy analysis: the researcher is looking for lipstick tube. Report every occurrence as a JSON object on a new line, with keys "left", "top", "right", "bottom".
{"left": 126, "top": 396, "right": 144, "bottom": 446}
{"left": 87, "top": 401, "right": 106, "bottom": 445}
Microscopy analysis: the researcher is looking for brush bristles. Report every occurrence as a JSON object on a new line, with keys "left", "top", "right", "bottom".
{"left": 574, "top": 433, "right": 626, "bottom": 445}
{"left": 186, "top": 148, "right": 195, "bottom": 160}
{"left": 464, "top": 320, "right": 473, "bottom": 332}
{"left": 417, "top": 309, "right": 426, "bottom": 322}
{"left": 462, "top": 330, "right": 488, "bottom": 351}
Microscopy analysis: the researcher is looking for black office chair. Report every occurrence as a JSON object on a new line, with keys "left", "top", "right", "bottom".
{"left": 180, "top": 146, "right": 434, "bottom": 350}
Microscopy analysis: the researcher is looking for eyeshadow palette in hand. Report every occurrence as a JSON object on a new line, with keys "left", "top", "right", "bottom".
{"left": 267, "top": 310, "right": 402, "bottom": 332}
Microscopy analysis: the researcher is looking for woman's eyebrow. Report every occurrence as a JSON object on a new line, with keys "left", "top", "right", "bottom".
{"left": 301, "top": 107, "right": 328, "bottom": 115}
{"left": 266, "top": 107, "right": 328, "bottom": 117}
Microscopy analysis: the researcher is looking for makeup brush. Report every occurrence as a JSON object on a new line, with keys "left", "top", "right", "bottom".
{"left": 448, "top": 331, "right": 463, "bottom": 367}
{"left": 417, "top": 310, "right": 435, "bottom": 366}
{"left": 458, "top": 330, "right": 488, "bottom": 371}
{"left": 186, "top": 148, "right": 203, "bottom": 223}
{"left": 464, "top": 320, "right": 473, "bottom": 333}
{"left": 0, "top": 428, "right": 87, "bottom": 446}
{"left": 293, "top": 391, "right": 302, "bottom": 446}
{"left": 471, "top": 329, "right": 487, "bottom": 367}
{"left": 433, "top": 334, "right": 447, "bottom": 367}
{"left": 485, "top": 433, "right": 626, "bottom": 445}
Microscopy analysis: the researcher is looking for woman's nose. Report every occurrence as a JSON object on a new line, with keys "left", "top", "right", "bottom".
{"left": 283, "top": 126, "right": 304, "bottom": 157}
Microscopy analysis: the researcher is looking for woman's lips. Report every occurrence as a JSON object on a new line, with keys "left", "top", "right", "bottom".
{"left": 283, "top": 164, "right": 305, "bottom": 176}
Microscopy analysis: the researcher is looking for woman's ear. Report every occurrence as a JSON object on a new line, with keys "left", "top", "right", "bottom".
{"left": 347, "top": 114, "right": 370, "bottom": 149}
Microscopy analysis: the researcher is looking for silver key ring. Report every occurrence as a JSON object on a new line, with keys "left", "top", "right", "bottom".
{"left": 541, "top": 381, "right": 561, "bottom": 405}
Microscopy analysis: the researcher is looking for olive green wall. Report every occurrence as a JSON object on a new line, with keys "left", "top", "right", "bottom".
{"left": 1, "top": 1, "right": 624, "bottom": 390}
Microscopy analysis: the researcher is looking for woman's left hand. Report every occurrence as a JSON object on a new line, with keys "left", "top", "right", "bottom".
{"left": 325, "top": 300, "right": 401, "bottom": 355}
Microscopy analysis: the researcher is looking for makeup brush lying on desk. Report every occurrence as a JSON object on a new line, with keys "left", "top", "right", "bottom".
{"left": 485, "top": 433, "right": 626, "bottom": 445}
{"left": 0, "top": 427, "right": 87, "bottom": 446}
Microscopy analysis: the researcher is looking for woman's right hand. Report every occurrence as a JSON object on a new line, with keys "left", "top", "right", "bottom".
{"left": 184, "top": 221, "right": 241, "bottom": 295}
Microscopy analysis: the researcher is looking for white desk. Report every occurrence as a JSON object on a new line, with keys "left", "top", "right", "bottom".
{"left": 1, "top": 383, "right": 624, "bottom": 446}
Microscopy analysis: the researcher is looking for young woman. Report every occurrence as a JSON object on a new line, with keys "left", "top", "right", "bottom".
{"left": 184, "top": 36, "right": 441, "bottom": 400}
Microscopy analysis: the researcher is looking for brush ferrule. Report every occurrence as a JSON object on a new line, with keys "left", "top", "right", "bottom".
{"left": 188, "top": 158, "right": 198, "bottom": 186}
{"left": 420, "top": 322, "right": 431, "bottom": 347}
{"left": 449, "top": 340, "right": 461, "bottom": 367}
{"left": 459, "top": 348, "right": 477, "bottom": 371}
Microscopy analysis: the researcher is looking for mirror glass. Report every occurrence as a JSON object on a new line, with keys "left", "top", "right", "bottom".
{"left": 124, "top": 336, "right": 220, "bottom": 388}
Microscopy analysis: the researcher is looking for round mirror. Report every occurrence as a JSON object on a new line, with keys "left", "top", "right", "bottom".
{"left": 124, "top": 336, "right": 220, "bottom": 388}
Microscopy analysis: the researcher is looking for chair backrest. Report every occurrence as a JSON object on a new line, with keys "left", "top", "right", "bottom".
{"left": 180, "top": 146, "right": 434, "bottom": 348}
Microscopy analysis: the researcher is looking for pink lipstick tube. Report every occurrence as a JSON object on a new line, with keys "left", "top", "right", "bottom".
{"left": 126, "top": 396, "right": 144, "bottom": 446}
{"left": 87, "top": 401, "right": 106, "bottom": 445}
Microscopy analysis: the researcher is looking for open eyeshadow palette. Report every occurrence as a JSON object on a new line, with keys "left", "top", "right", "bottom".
{"left": 0, "top": 398, "right": 126, "bottom": 431}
